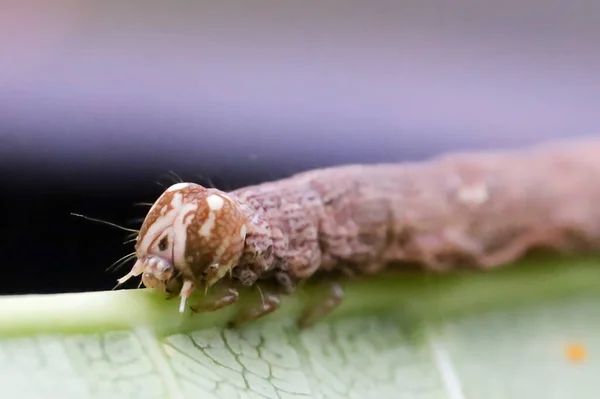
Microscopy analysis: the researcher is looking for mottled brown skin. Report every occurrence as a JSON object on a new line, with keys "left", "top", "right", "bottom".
{"left": 230, "top": 138, "right": 600, "bottom": 283}
{"left": 129, "top": 137, "right": 600, "bottom": 328}
{"left": 180, "top": 190, "right": 247, "bottom": 285}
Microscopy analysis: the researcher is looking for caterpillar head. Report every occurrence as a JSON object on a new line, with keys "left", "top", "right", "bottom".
{"left": 118, "top": 182, "right": 248, "bottom": 312}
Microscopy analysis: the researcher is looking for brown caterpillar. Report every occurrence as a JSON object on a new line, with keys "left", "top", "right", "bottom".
{"left": 117, "top": 137, "right": 600, "bottom": 327}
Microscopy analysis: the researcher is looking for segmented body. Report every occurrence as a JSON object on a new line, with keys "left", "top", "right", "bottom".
{"left": 230, "top": 138, "right": 600, "bottom": 285}
{"left": 119, "top": 137, "right": 600, "bottom": 326}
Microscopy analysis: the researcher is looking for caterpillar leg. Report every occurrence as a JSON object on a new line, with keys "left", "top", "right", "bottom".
{"left": 190, "top": 285, "right": 240, "bottom": 313}
{"left": 228, "top": 291, "right": 281, "bottom": 329}
{"left": 297, "top": 281, "right": 344, "bottom": 329}
{"left": 477, "top": 227, "right": 570, "bottom": 268}
{"left": 178, "top": 280, "right": 196, "bottom": 313}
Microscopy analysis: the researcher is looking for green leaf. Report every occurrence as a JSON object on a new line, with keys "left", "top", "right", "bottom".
{"left": 1, "top": 254, "right": 599, "bottom": 399}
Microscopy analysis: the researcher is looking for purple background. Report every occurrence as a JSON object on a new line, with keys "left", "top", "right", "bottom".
{"left": 1, "top": 0, "right": 599, "bottom": 293}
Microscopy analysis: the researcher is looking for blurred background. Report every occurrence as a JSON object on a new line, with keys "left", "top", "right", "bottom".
{"left": 1, "top": 0, "right": 599, "bottom": 295}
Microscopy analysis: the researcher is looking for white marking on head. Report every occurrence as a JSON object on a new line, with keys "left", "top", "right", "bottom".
{"left": 172, "top": 202, "right": 198, "bottom": 266}
{"left": 139, "top": 193, "right": 183, "bottom": 253}
{"left": 199, "top": 211, "right": 216, "bottom": 237}
{"left": 138, "top": 192, "right": 198, "bottom": 271}
{"left": 206, "top": 194, "right": 224, "bottom": 211}
{"left": 240, "top": 224, "right": 247, "bottom": 239}
{"left": 166, "top": 182, "right": 192, "bottom": 193}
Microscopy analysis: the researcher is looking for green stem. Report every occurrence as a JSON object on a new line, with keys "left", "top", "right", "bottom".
{"left": 1, "top": 253, "right": 599, "bottom": 338}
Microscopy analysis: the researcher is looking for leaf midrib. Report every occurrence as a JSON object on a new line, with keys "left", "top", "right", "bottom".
{"left": 135, "top": 327, "right": 185, "bottom": 399}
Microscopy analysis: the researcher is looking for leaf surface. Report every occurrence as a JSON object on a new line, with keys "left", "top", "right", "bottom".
{"left": 1, "top": 255, "right": 599, "bottom": 399}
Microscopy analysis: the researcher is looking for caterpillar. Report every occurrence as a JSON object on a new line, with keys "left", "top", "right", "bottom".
{"left": 116, "top": 137, "right": 600, "bottom": 327}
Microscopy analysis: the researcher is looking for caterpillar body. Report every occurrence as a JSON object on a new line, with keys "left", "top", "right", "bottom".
{"left": 118, "top": 138, "right": 600, "bottom": 327}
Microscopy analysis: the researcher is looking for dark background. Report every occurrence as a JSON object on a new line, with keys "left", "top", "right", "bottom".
{"left": 1, "top": 0, "right": 599, "bottom": 295}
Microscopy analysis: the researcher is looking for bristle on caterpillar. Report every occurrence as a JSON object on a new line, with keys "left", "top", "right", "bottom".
{"left": 118, "top": 182, "right": 248, "bottom": 312}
